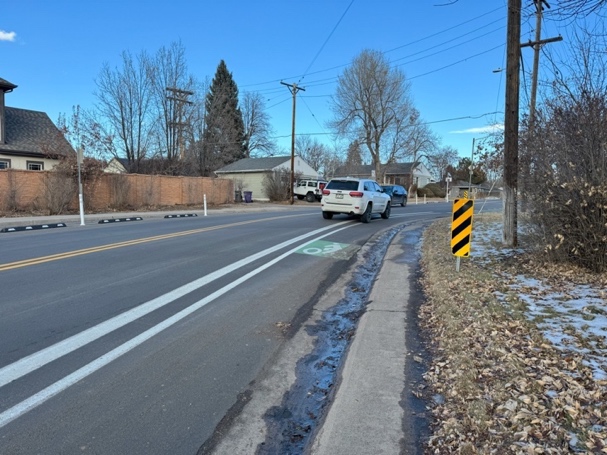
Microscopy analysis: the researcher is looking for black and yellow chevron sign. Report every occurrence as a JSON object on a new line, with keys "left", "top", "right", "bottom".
{"left": 451, "top": 198, "right": 474, "bottom": 257}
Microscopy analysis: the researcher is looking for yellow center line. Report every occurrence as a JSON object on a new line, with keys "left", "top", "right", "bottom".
{"left": 0, "top": 213, "right": 308, "bottom": 272}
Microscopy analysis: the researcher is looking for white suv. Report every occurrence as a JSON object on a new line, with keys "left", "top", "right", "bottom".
{"left": 294, "top": 179, "right": 327, "bottom": 202}
{"left": 321, "top": 177, "right": 391, "bottom": 223}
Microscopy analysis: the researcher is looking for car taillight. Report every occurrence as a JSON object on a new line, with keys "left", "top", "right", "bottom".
{"left": 322, "top": 189, "right": 330, "bottom": 195}
{"left": 349, "top": 191, "right": 364, "bottom": 198}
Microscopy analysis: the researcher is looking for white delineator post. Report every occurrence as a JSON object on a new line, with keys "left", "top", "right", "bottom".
{"left": 204, "top": 194, "right": 207, "bottom": 216}
{"left": 77, "top": 148, "right": 85, "bottom": 226}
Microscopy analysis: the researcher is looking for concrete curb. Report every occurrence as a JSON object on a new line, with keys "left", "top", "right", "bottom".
{"left": 310, "top": 228, "right": 411, "bottom": 454}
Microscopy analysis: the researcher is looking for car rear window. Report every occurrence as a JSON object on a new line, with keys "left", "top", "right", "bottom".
{"left": 326, "top": 180, "right": 359, "bottom": 191}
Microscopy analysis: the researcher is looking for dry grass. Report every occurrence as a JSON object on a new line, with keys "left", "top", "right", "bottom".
{"left": 420, "top": 214, "right": 607, "bottom": 454}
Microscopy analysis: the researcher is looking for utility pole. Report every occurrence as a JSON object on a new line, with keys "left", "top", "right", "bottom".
{"left": 503, "top": 0, "right": 521, "bottom": 247}
{"left": 529, "top": 1, "right": 543, "bottom": 129}
{"left": 166, "top": 87, "right": 194, "bottom": 161}
{"left": 281, "top": 81, "right": 305, "bottom": 205}
{"left": 519, "top": 1, "right": 561, "bottom": 212}
{"left": 524, "top": 1, "right": 562, "bottom": 127}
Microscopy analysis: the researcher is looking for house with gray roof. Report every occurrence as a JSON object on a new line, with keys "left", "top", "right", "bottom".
{"left": 332, "top": 161, "right": 434, "bottom": 188}
{"left": 215, "top": 155, "right": 319, "bottom": 201}
{"left": 0, "top": 77, "right": 74, "bottom": 171}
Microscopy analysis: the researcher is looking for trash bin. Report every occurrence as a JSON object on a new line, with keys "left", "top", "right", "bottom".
{"left": 243, "top": 191, "right": 253, "bottom": 203}
{"left": 235, "top": 190, "right": 243, "bottom": 203}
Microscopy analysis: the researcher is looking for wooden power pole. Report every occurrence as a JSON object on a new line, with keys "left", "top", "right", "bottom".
{"left": 166, "top": 87, "right": 194, "bottom": 161}
{"left": 503, "top": 0, "right": 521, "bottom": 247}
{"left": 519, "top": 1, "right": 562, "bottom": 212}
{"left": 523, "top": 1, "right": 562, "bottom": 127}
{"left": 281, "top": 81, "right": 305, "bottom": 205}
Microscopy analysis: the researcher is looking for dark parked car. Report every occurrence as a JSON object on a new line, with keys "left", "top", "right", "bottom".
{"left": 381, "top": 185, "right": 408, "bottom": 207}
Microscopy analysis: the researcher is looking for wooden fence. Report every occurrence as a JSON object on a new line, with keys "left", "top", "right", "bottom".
{"left": 0, "top": 169, "right": 234, "bottom": 213}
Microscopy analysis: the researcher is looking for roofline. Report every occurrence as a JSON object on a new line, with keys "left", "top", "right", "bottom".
{"left": 0, "top": 149, "right": 49, "bottom": 158}
{"left": 0, "top": 80, "right": 18, "bottom": 92}
{"left": 215, "top": 168, "right": 277, "bottom": 174}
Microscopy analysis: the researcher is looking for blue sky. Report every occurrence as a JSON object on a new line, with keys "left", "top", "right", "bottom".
{"left": 2, "top": 0, "right": 569, "bottom": 161}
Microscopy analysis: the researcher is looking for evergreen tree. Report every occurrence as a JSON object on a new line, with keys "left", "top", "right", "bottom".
{"left": 203, "top": 60, "right": 245, "bottom": 172}
{"left": 346, "top": 140, "right": 363, "bottom": 166}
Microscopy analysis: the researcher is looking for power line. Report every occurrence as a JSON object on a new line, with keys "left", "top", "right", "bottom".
{"left": 409, "top": 43, "right": 505, "bottom": 80}
{"left": 268, "top": 111, "right": 504, "bottom": 140}
{"left": 392, "top": 26, "right": 505, "bottom": 67}
{"left": 300, "top": 97, "right": 328, "bottom": 134}
{"left": 254, "top": 29, "right": 507, "bottom": 95}
{"left": 384, "top": 5, "right": 504, "bottom": 53}
{"left": 241, "top": 6, "right": 506, "bottom": 91}
{"left": 298, "top": 0, "right": 355, "bottom": 83}
{"left": 391, "top": 17, "right": 504, "bottom": 63}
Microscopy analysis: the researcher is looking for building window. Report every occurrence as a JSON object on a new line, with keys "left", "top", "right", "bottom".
{"left": 27, "top": 161, "right": 44, "bottom": 171}
{"left": 0, "top": 159, "right": 10, "bottom": 169}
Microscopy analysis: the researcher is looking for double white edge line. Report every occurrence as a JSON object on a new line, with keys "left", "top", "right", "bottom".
{"left": 0, "top": 221, "right": 354, "bottom": 428}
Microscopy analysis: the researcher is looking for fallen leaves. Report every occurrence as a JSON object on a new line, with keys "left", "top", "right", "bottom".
{"left": 419, "top": 216, "right": 607, "bottom": 454}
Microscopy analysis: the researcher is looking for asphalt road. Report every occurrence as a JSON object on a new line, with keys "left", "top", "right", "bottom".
{"left": 0, "top": 201, "right": 476, "bottom": 454}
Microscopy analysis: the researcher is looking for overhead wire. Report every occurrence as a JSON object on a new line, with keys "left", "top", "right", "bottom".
{"left": 383, "top": 5, "right": 503, "bottom": 53}
{"left": 254, "top": 20, "right": 507, "bottom": 95}
{"left": 267, "top": 110, "right": 504, "bottom": 140}
{"left": 390, "top": 18, "right": 505, "bottom": 64}
{"left": 245, "top": 5, "right": 510, "bottom": 145}
{"left": 241, "top": 5, "right": 506, "bottom": 92}
{"left": 298, "top": 0, "right": 355, "bottom": 84}
{"left": 393, "top": 27, "right": 505, "bottom": 68}
{"left": 288, "top": 0, "right": 355, "bottom": 142}
{"left": 300, "top": 97, "right": 329, "bottom": 135}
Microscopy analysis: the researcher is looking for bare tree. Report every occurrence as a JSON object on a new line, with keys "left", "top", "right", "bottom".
{"left": 94, "top": 50, "right": 153, "bottom": 165}
{"left": 149, "top": 41, "right": 196, "bottom": 165}
{"left": 319, "top": 145, "right": 344, "bottom": 179}
{"left": 241, "top": 91, "right": 275, "bottom": 157}
{"left": 183, "top": 80, "right": 210, "bottom": 176}
{"left": 426, "top": 145, "right": 459, "bottom": 183}
{"left": 403, "top": 111, "right": 437, "bottom": 161}
{"left": 57, "top": 105, "right": 116, "bottom": 160}
{"left": 551, "top": 0, "right": 607, "bottom": 18}
{"left": 329, "top": 49, "right": 420, "bottom": 179}
{"left": 295, "top": 135, "right": 328, "bottom": 174}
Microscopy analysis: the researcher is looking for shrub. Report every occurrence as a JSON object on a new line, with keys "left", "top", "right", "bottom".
{"left": 424, "top": 183, "right": 446, "bottom": 198}
{"left": 527, "top": 175, "right": 607, "bottom": 273}
{"left": 1, "top": 169, "right": 20, "bottom": 213}
{"left": 262, "top": 169, "right": 290, "bottom": 202}
{"left": 42, "top": 167, "right": 77, "bottom": 215}
{"left": 417, "top": 186, "right": 435, "bottom": 197}
{"left": 108, "top": 174, "right": 132, "bottom": 210}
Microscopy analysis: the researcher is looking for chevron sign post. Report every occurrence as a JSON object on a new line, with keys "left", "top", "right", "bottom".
{"left": 451, "top": 198, "right": 474, "bottom": 271}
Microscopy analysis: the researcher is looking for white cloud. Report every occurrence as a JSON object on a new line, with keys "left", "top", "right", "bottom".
{"left": 450, "top": 124, "right": 504, "bottom": 134}
{"left": 0, "top": 30, "right": 16, "bottom": 42}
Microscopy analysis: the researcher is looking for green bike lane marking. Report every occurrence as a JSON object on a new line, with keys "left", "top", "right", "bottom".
{"left": 295, "top": 240, "right": 359, "bottom": 260}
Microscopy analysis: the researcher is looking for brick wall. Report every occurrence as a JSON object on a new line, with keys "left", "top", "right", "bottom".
{"left": 0, "top": 169, "right": 234, "bottom": 213}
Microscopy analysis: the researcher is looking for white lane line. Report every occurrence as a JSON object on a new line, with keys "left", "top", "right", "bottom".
{"left": 0, "top": 224, "right": 354, "bottom": 429}
{"left": 0, "top": 222, "right": 351, "bottom": 389}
